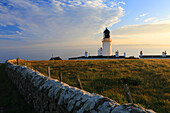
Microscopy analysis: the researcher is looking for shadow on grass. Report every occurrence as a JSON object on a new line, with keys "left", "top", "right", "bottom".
{"left": 0, "top": 64, "right": 35, "bottom": 113}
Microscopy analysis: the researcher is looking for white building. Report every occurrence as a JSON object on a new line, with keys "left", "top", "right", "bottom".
{"left": 102, "top": 28, "right": 112, "bottom": 56}
{"left": 85, "top": 51, "right": 88, "bottom": 57}
{"left": 98, "top": 47, "right": 102, "bottom": 56}
{"left": 139, "top": 50, "right": 170, "bottom": 59}
{"left": 115, "top": 50, "right": 119, "bottom": 57}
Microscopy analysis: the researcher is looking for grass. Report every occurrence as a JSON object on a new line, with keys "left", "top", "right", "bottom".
{"left": 17, "top": 59, "right": 170, "bottom": 113}
{"left": 0, "top": 63, "right": 35, "bottom": 113}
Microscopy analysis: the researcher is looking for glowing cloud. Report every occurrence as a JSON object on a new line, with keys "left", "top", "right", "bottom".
{"left": 111, "top": 23, "right": 170, "bottom": 45}
{"left": 144, "top": 17, "right": 156, "bottom": 22}
{"left": 0, "top": 0, "right": 124, "bottom": 43}
{"left": 140, "top": 13, "right": 148, "bottom": 17}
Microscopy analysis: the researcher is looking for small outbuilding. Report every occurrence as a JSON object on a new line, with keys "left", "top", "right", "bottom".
{"left": 49, "top": 57, "right": 62, "bottom": 60}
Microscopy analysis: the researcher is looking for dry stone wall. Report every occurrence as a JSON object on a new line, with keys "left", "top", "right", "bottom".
{"left": 6, "top": 59, "right": 156, "bottom": 113}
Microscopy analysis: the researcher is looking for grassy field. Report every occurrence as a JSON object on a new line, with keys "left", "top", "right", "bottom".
{"left": 18, "top": 59, "right": 170, "bottom": 113}
{"left": 0, "top": 63, "right": 35, "bottom": 113}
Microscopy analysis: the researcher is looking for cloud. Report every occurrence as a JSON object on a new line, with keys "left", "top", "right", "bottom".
{"left": 144, "top": 17, "right": 156, "bottom": 22}
{"left": 153, "top": 16, "right": 170, "bottom": 24}
{"left": 16, "top": 31, "right": 22, "bottom": 35}
{"left": 118, "top": 1, "right": 126, "bottom": 5}
{"left": 136, "top": 18, "right": 139, "bottom": 20}
{"left": 140, "top": 13, "right": 148, "bottom": 17}
{"left": 112, "top": 23, "right": 170, "bottom": 35}
{"left": 0, "top": 0, "right": 124, "bottom": 44}
{"left": 111, "top": 23, "right": 170, "bottom": 45}
{"left": 136, "top": 13, "right": 148, "bottom": 20}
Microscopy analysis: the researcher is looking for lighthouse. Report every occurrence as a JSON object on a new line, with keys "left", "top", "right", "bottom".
{"left": 102, "top": 28, "right": 112, "bottom": 56}
{"left": 69, "top": 27, "right": 134, "bottom": 60}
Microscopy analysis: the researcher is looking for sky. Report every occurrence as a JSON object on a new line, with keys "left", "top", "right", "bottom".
{"left": 0, "top": 0, "right": 170, "bottom": 62}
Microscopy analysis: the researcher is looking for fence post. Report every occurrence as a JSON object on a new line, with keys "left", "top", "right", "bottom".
{"left": 47, "top": 66, "right": 51, "bottom": 77}
{"left": 36, "top": 66, "right": 39, "bottom": 72}
{"left": 124, "top": 84, "right": 133, "bottom": 103}
{"left": 16, "top": 57, "right": 19, "bottom": 65}
{"left": 77, "top": 75, "right": 83, "bottom": 89}
{"left": 59, "top": 72, "right": 63, "bottom": 82}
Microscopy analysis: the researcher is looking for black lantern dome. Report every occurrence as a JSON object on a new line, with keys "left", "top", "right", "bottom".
{"left": 104, "top": 27, "right": 110, "bottom": 38}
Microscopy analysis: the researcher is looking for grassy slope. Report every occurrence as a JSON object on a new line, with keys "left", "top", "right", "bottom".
{"left": 0, "top": 64, "right": 35, "bottom": 113}
{"left": 20, "top": 59, "right": 170, "bottom": 113}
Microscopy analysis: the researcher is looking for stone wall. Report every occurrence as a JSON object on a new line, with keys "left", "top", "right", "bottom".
{"left": 6, "top": 59, "right": 155, "bottom": 113}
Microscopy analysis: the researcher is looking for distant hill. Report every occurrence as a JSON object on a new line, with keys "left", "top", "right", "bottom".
{"left": 19, "top": 59, "right": 170, "bottom": 113}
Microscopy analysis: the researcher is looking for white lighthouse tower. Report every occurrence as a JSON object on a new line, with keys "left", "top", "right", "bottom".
{"left": 102, "top": 28, "right": 112, "bottom": 56}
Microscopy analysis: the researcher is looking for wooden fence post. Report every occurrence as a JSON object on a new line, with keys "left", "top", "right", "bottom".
{"left": 47, "top": 66, "right": 51, "bottom": 77}
{"left": 124, "top": 84, "right": 133, "bottom": 103}
{"left": 77, "top": 75, "right": 83, "bottom": 89}
{"left": 59, "top": 72, "right": 63, "bottom": 82}
{"left": 36, "top": 66, "right": 39, "bottom": 72}
{"left": 16, "top": 57, "right": 19, "bottom": 65}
